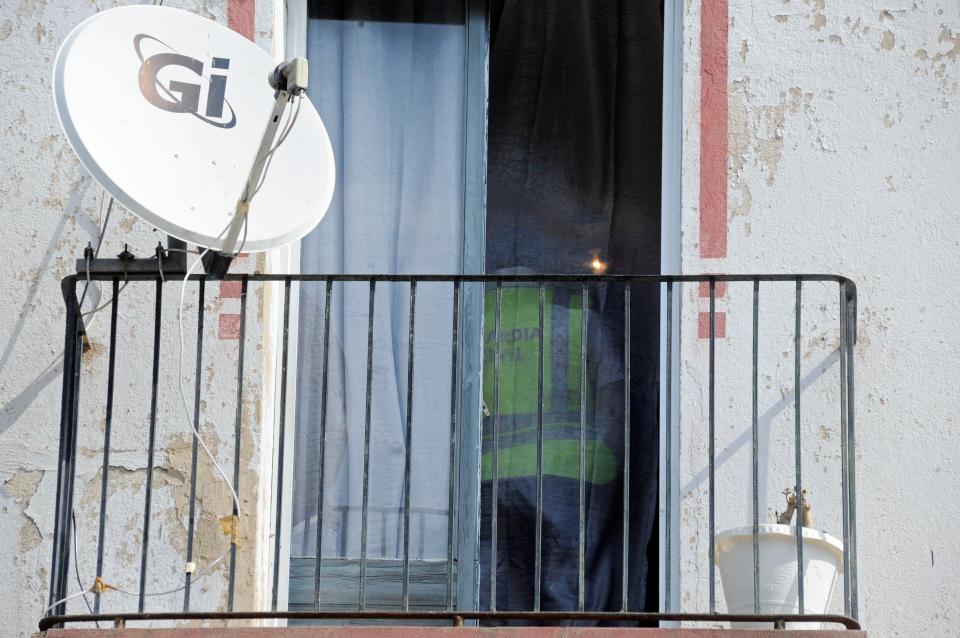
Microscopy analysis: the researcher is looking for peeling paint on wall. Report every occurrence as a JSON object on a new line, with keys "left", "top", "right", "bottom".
{"left": 0, "top": 0, "right": 278, "bottom": 634}
{"left": 682, "top": 1, "right": 960, "bottom": 634}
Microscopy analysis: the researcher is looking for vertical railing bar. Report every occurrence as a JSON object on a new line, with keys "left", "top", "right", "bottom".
{"left": 708, "top": 277, "right": 716, "bottom": 614}
{"left": 359, "top": 279, "right": 376, "bottom": 611}
{"left": 94, "top": 279, "right": 120, "bottom": 614}
{"left": 313, "top": 279, "right": 333, "bottom": 611}
{"left": 271, "top": 278, "right": 292, "bottom": 611}
{"left": 794, "top": 278, "right": 806, "bottom": 614}
{"left": 534, "top": 282, "right": 545, "bottom": 612}
{"left": 227, "top": 277, "right": 248, "bottom": 612}
{"left": 446, "top": 280, "right": 461, "bottom": 611}
{"left": 49, "top": 280, "right": 84, "bottom": 619}
{"left": 183, "top": 279, "right": 205, "bottom": 612}
{"left": 848, "top": 288, "right": 859, "bottom": 620}
{"left": 578, "top": 283, "right": 588, "bottom": 612}
{"left": 751, "top": 280, "right": 760, "bottom": 614}
{"left": 401, "top": 280, "right": 418, "bottom": 611}
{"left": 664, "top": 281, "right": 673, "bottom": 613}
{"left": 490, "top": 281, "right": 502, "bottom": 612}
{"left": 138, "top": 280, "right": 163, "bottom": 612}
{"left": 621, "top": 282, "right": 631, "bottom": 612}
{"left": 843, "top": 282, "right": 859, "bottom": 618}
{"left": 839, "top": 283, "right": 850, "bottom": 617}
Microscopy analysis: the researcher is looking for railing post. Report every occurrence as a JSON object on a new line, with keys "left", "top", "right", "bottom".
{"left": 313, "top": 279, "right": 333, "bottom": 610}
{"left": 272, "top": 278, "right": 293, "bottom": 611}
{"left": 138, "top": 279, "right": 164, "bottom": 612}
{"left": 456, "top": 278, "right": 484, "bottom": 616}
{"left": 94, "top": 279, "right": 121, "bottom": 614}
{"left": 183, "top": 279, "right": 206, "bottom": 612}
{"left": 227, "top": 277, "right": 248, "bottom": 611}
{"left": 446, "top": 279, "right": 462, "bottom": 611}
{"left": 48, "top": 277, "right": 85, "bottom": 619}
{"left": 840, "top": 279, "right": 859, "bottom": 619}
{"left": 358, "top": 279, "right": 376, "bottom": 611}
{"left": 793, "top": 278, "right": 806, "bottom": 613}
{"left": 751, "top": 279, "right": 760, "bottom": 614}
{"left": 707, "top": 277, "right": 717, "bottom": 614}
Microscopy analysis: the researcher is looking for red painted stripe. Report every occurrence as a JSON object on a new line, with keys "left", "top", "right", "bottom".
{"left": 698, "top": 280, "right": 728, "bottom": 298}
{"left": 219, "top": 313, "right": 242, "bottom": 340}
{"left": 228, "top": 0, "right": 256, "bottom": 41}
{"left": 219, "top": 280, "right": 243, "bottom": 299}
{"left": 699, "top": 0, "right": 729, "bottom": 259}
{"left": 698, "top": 311, "right": 726, "bottom": 340}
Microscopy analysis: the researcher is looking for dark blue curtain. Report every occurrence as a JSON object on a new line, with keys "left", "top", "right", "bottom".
{"left": 480, "top": 0, "right": 663, "bottom": 616}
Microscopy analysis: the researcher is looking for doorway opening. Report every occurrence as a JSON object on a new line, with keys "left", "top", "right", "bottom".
{"left": 480, "top": 0, "right": 663, "bottom": 614}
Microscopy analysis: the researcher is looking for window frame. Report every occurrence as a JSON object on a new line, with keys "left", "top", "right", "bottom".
{"left": 274, "top": 0, "right": 489, "bottom": 615}
{"left": 660, "top": 0, "right": 683, "bottom": 618}
{"left": 275, "top": 0, "right": 684, "bottom": 617}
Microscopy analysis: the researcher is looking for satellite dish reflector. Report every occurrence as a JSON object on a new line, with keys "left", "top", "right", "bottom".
{"left": 53, "top": 5, "right": 335, "bottom": 252}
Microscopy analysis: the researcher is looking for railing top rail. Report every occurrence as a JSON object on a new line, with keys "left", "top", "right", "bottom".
{"left": 61, "top": 274, "right": 858, "bottom": 342}
{"left": 65, "top": 272, "right": 856, "bottom": 286}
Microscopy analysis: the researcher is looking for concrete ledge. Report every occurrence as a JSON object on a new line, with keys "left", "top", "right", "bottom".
{"left": 38, "top": 627, "right": 867, "bottom": 638}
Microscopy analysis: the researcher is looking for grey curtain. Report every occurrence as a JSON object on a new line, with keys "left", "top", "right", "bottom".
{"left": 292, "top": 12, "right": 466, "bottom": 562}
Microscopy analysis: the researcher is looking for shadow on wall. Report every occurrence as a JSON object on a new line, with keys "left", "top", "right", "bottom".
{"left": 680, "top": 348, "right": 841, "bottom": 507}
{"left": 0, "top": 178, "right": 103, "bottom": 436}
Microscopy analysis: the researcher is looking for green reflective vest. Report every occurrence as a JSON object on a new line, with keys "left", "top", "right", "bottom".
{"left": 481, "top": 285, "right": 616, "bottom": 485}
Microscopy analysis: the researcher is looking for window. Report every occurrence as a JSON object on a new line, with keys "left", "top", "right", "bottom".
{"left": 290, "top": 0, "right": 666, "bottom": 615}
{"left": 290, "top": 0, "right": 476, "bottom": 611}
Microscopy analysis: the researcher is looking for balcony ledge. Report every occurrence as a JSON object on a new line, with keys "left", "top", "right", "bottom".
{"left": 38, "top": 627, "right": 866, "bottom": 638}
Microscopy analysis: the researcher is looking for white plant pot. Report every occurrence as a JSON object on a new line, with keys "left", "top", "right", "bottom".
{"left": 715, "top": 524, "right": 844, "bottom": 630}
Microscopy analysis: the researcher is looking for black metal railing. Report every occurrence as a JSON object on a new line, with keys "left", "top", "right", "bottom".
{"left": 43, "top": 273, "right": 858, "bottom": 631}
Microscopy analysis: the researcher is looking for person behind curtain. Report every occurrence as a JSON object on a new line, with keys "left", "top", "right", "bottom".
{"left": 480, "top": 0, "right": 663, "bottom": 616}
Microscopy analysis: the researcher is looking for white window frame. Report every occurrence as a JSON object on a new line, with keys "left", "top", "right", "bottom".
{"left": 659, "top": 0, "right": 684, "bottom": 620}
{"left": 273, "top": 0, "right": 685, "bottom": 617}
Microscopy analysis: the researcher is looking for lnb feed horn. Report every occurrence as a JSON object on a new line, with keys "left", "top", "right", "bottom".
{"left": 269, "top": 58, "right": 309, "bottom": 95}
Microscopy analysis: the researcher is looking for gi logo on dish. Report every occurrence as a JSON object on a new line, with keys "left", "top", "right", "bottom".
{"left": 134, "top": 34, "right": 237, "bottom": 128}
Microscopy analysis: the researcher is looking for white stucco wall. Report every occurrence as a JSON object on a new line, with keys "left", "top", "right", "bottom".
{"left": 2, "top": 0, "right": 958, "bottom": 637}
{"left": 678, "top": 1, "right": 960, "bottom": 635}
{"left": 0, "top": 2, "right": 282, "bottom": 637}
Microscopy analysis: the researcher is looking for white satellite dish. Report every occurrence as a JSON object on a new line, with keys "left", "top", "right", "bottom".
{"left": 53, "top": 5, "right": 335, "bottom": 253}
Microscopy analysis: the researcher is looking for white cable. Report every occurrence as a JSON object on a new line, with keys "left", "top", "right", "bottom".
{"left": 48, "top": 222, "right": 244, "bottom": 617}
{"left": 43, "top": 589, "right": 95, "bottom": 616}
{"left": 44, "top": 546, "right": 232, "bottom": 615}
{"left": 53, "top": 88, "right": 299, "bottom": 614}
{"left": 176, "top": 230, "right": 243, "bottom": 519}
{"left": 81, "top": 282, "right": 129, "bottom": 319}
{"left": 253, "top": 96, "right": 302, "bottom": 197}
{"left": 70, "top": 510, "right": 99, "bottom": 627}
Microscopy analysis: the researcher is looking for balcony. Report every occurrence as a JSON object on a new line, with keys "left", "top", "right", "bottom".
{"left": 39, "top": 273, "right": 861, "bottom": 636}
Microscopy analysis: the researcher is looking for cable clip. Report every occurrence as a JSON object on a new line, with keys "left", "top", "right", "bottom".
{"left": 91, "top": 576, "right": 115, "bottom": 594}
{"left": 117, "top": 245, "right": 135, "bottom": 282}
{"left": 219, "top": 514, "right": 240, "bottom": 547}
